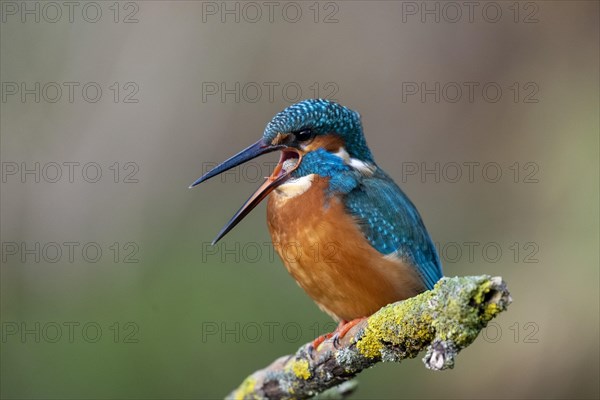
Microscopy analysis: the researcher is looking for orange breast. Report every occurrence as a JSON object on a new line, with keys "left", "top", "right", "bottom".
{"left": 267, "top": 176, "right": 425, "bottom": 322}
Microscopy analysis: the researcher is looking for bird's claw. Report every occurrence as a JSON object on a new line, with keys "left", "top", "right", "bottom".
{"left": 308, "top": 332, "right": 333, "bottom": 358}
{"left": 307, "top": 318, "right": 366, "bottom": 356}
{"left": 332, "top": 333, "right": 342, "bottom": 349}
{"left": 306, "top": 343, "right": 316, "bottom": 359}
{"left": 332, "top": 317, "right": 366, "bottom": 349}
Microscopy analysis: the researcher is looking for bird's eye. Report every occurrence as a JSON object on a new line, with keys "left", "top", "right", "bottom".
{"left": 294, "top": 129, "right": 313, "bottom": 142}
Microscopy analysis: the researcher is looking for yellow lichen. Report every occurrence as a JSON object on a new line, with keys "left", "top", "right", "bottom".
{"left": 472, "top": 280, "right": 493, "bottom": 304}
{"left": 233, "top": 377, "right": 257, "bottom": 400}
{"left": 357, "top": 293, "right": 438, "bottom": 358}
{"left": 356, "top": 304, "right": 396, "bottom": 358}
{"left": 288, "top": 359, "right": 311, "bottom": 380}
{"left": 415, "top": 313, "right": 435, "bottom": 340}
{"left": 483, "top": 302, "right": 499, "bottom": 320}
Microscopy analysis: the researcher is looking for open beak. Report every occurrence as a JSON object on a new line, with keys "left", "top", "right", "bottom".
{"left": 189, "top": 139, "right": 302, "bottom": 244}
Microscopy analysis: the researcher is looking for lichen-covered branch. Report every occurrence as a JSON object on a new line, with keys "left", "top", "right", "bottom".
{"left": 227, "top": 275, "right": 512, "bottom": 400}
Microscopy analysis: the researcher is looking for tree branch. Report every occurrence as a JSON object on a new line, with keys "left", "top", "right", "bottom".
{"left": 227, "top": 275, "right": 512, "bottom": 400}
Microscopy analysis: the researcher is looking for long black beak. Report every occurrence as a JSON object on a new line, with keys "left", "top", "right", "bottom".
{"left": 188, "top": 139, "right": 283, "bottom": 188}
{"left": 189, "top": 139, "right": 301, "bottom": 245}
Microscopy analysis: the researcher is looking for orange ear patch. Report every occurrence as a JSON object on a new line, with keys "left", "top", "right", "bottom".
{"left": 304, "top": 134, "right": 345, "bottom": 152}
{"left": 271, "top": 132, "right": 290, "bottom": 145}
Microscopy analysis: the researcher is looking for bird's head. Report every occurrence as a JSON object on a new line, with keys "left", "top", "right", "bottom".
{"left": 190, "top": 99, "right": 374, "bottom": 244}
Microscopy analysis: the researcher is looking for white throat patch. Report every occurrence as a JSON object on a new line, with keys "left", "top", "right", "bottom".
{"left": 274, "top": 174, "right": 315, "bottom": 198}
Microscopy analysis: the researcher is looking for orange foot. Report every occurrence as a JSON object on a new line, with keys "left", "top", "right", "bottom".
{"left": 307, "top": 321, "right": 345, "bottom": 356}
{"left": 332, "top": 317, "right": 367, "bottom": 348}
{"left": 308, "top": 318, "right": 368, "bottom": 356}
{"left": 309, "top": 332, "right": 334, "bottom": 353}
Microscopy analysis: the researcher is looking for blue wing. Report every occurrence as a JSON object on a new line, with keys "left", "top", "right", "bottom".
{"left": 343, "top": 170, "right": 443, "bottom": 289}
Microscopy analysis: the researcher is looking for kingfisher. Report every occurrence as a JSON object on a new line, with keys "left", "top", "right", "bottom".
{"left": 190, "top": 99, "right": 443, "bottom": 349}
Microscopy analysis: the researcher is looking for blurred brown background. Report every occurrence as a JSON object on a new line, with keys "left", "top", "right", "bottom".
{"left": 1, "top": 1, "right": 598, "bottom": 399}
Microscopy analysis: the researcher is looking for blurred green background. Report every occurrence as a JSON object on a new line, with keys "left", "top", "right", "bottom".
{"left": 1, "top": 1, "right": 598, "bottom": 399}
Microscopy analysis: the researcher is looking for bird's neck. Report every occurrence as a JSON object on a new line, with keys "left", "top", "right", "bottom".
{"left": 289, "top": 148, "right": 377, "bottom": 197}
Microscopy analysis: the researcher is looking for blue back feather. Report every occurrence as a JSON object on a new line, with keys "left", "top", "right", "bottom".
{"left": 344, "top": 170, "right": 443, "bottom": 289}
